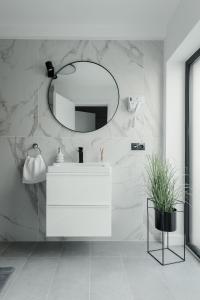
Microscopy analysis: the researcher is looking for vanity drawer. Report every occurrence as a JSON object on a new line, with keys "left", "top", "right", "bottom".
{"left": 47, "top": 174, "right": 111, "bottom": 206}
{"left": 46, "top": 205, "right": 111, "bottom": 237}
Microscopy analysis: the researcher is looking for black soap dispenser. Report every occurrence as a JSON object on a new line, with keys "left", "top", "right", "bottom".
{"left": 78, "top": 147, "right": 83, "bottom": 163}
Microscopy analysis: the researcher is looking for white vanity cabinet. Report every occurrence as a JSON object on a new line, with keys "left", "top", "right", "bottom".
{"left": 46, "top": 163, "right": 112, "bottom": 237}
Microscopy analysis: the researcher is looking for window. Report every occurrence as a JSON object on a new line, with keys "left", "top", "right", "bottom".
{"left": 185, "top": 48, "right": 200, "bottom": 258}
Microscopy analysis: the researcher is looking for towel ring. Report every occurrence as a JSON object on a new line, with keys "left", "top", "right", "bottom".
{"left": 32, "top": 143, "right": 41, "bottom": 153}
{"left": 26, "top": 143, "right": 42, "bottom": 157}
{"left": 26, "top": 143, "right": 42, "bottom": 156}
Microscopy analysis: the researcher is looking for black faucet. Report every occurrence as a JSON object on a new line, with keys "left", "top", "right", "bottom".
{"left": 78, "top": 147, "right": 83, "bottom": 163}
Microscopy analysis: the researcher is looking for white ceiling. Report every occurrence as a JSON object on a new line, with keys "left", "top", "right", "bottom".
{"left": 0, "top": 0, "right": 182, "bottom": 39}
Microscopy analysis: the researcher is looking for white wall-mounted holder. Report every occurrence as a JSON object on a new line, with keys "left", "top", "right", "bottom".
{"left": 128, "top": 96, "right": 144, "bottom": 114}
{"left": 127, "top": 96, "right": 145, "bottom": 113}
{"left": 127, "top": 96, "right": 145, "bottom": 128}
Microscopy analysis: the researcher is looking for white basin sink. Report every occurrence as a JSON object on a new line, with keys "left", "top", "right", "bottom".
{"left": 48, "top": 162, "right": 111, "bottom": 174}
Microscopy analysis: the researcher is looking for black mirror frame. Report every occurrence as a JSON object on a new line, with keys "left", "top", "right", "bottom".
{"left": 47, "top": 60, "right": 120, "bottom": 133}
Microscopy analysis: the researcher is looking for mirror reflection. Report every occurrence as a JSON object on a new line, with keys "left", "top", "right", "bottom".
{"left": 48, "top": 61, "right": 119, "bottom": 132}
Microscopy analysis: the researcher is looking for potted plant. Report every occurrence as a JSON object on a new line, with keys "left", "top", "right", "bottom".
{"left": 146, "top": 155, "right": 181, "bottom": 232}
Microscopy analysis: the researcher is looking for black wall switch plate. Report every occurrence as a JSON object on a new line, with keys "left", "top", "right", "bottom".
{"left": 131, "top": 143, "right": 145, "bottom": 150}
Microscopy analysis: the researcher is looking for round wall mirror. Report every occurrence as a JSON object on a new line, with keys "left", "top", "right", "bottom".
{"left": 48, "top": 61, "right": 119, "bottom": 133}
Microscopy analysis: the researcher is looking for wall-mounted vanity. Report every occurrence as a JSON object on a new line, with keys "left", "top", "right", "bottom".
{"left": 46, "top": 163, "right": 112, "bottom": 237}
{"left": 45, "top": 60, "right": 118, "bottom": 237}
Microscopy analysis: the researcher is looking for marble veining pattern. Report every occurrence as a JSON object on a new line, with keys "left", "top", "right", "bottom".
{"left": 0, "top": 40, "right": 163, "bottom": 241}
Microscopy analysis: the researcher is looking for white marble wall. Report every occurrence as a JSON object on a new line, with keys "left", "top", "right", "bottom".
{"left": 0, "top": 40, "right": 163, "bottom": 241}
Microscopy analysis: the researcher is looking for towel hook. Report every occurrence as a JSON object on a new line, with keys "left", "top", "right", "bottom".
{"left": 32, "top": 143, "right": 41, "bottom": 153}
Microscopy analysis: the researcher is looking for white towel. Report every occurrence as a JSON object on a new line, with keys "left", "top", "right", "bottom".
{"left": 23, "top": 154, "right": 47, "bottom": 184}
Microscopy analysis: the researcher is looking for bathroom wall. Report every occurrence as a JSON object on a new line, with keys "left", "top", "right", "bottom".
{"left": 0, "top": 40, "right": 163, "bottom": 241}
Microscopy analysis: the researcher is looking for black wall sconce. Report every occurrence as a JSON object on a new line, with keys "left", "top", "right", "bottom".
{"left": 45, "top": 61, "right": 57, "bottom": 79}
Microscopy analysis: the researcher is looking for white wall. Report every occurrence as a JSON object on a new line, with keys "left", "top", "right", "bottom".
{"left": 165, "top": 0, "right": 200, "bottom": 61}
{"left": 165, "top": 62, "right": 184, "bottom": 168}
{"left": 164, "top": 0, "right": 200, "bottom": 175}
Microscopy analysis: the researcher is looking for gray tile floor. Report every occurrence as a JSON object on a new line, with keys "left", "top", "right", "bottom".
{"left": 0, "top": 241, "right": 199, "bottom": 300}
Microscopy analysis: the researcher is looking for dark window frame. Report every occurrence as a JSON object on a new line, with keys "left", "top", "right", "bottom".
{"left": 185, "top": 48, "right": 200, "bottom": 258}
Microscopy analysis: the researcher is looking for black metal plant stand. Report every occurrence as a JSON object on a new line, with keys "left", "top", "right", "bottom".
{"left": 147, "top": 198, "right": 185, "bottom": 266}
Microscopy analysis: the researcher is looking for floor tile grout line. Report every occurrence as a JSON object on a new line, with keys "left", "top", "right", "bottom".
{"left": 88, "top": 241, "right": 91, "bottom": 300}
{"left": 1, "top": 242, "right": 63, "bottom": 300}
{"left": 1, "top": 242, "right": 37, "bottom": 299}
{"left": 0, "top": 243, "right": 14, "bottom": 257}
{"left": 30, "top": 241, "right": 65, "bottom": 259}
{"left": 89, "top": 253, "right": 91, "bottom": 300}
{"left": 1, "top": 256, "right": 29, "bottom": 300}
{"left": 27, "top": 242, "right": 38, "bottom": 258}
{"left": 45, "top": 253, "right": 62, "bottom": 300}
{"left": 0, "top": 243, "right": 10, "bottom": 256}
{"left": 45, "top": 242, "right": 91, "bottom": 300}
{"left": 119, "top": 243, "right": 123, "bottom": 259}
{"left": 1, "top": 242, "right": 38, "bottom": 258}
{"left": 45, "top": 242, "right": 67, "bottom": 300}
{"left": 120, "top": 255, "right": 135, "bottom": 300}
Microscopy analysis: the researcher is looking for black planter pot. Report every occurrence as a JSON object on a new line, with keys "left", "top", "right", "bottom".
{"left": 155, "top": 209, "right": 177, "bottom": 232}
